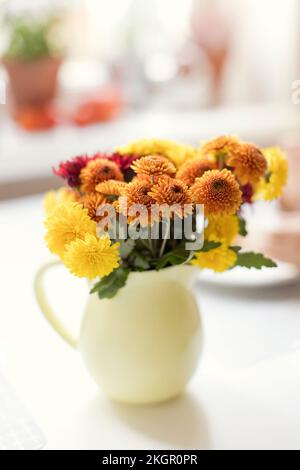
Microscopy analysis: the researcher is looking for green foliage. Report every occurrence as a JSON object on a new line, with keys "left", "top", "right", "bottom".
{"left": 90, "top": 226, "right": 277, "bottom": 298}
{"left": 231, "top": 246, "right": 242, "bottom": 253}
{"left": 131, "top": 251, "right": 151, "bottom": 270}
{"left": 3, "top": 15, "right": 61, "bottom": 61}
{"left": 155, "top": 243, "right": 191, "bottom": 270}
{"left": 234, "top": 251, "right": 277, "bottom": 269}
{"left": 90, "top": 236, "right": 223, "bottom": 298}
{"left": 238, "top": 217, "right": 248, "bottom": 236}
{"left": 90, "top": 268, "right": 130, "bottom": 299}
{"left": 201, "top": 240, "right": 221, "bottom": 252}
{"left": 155, "top": 240, "right": 220, "bottom": 270}
{"left": 119, "top": 239, "right": 135, "bottom": 259}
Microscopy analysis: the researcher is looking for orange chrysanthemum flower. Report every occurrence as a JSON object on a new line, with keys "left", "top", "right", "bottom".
{"left": 81, "top": 192, "right": 107, "bottom": 222}
{"left": 227, "top": 143, "right": 267, "bottom": 185}
{"left": 96, "top": 179, "right": 127, "bottom": 197}
{"left": 80, "top": 159, "right": 123, "bottom": 193}
{"left": 118, "top": 180, "right": 157, "bottom": 226}
{"left": 149, "top": 177, "right": 193, "bottom": 217}
{"left": 200, "top": 135, "right": 241, "bottom": 158}
{"left": 120, "top": 180, "right": 155, "bottom": 209}
{"left": 191, "top": 169, "right": 242, "bottom": 215}
{"left": 131, "top": 155, "right": 176, "bottom": 178}
{"left": 177, "top": 157, "right": 218, "bottom": 186}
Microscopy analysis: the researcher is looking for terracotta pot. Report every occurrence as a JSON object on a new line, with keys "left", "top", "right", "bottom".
{"left": 2, "top": 56, "right": 61, "bottom": 108}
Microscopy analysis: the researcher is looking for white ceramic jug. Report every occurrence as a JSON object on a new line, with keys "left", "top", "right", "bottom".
{"left": 35, "top": 262, "right": 202, "bottom": 404}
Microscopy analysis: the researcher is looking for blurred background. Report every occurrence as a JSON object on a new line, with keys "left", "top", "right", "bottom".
{"left": 0, "top": 0, "right": 300, "bottom": 205}
{"left": 2, "top": 0, "right": 300, "bottom": 302}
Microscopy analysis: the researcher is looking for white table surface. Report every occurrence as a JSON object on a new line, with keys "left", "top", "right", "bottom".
{"left": 1, "top": 194, "right": 300, "bottom": 450}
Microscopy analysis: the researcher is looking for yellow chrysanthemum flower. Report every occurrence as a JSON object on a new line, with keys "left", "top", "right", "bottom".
{"left": 117, "top": 139, "right": 197, "bottom": 168}
{"left": 64, "top": 234, "right": 120, "bottom": 279}
{"left": 205, "top": 214, "right": 239, "bottom": 244}
{"left": 44, "top": 202, "right": 96, "bottom": 257}
{"left": 191, "top": 245, "right": 237, "bottom": 272}
{"left": 43, "top": 188, "right": 78, "bottom": 216}
{"left": 254, "top": 147, "right": 288, "bottom": 201}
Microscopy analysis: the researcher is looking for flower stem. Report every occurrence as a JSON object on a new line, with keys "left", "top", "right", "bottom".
{"left": 183, "top": 251, "right": 195, "bottom": 265}
{"left": 159, "top": 221, "right": 170, "bottom": 258}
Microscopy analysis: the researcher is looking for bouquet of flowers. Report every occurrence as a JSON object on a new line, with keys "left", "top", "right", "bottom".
{"left": 44, "top": 136, "right": 288, "bottom": 298}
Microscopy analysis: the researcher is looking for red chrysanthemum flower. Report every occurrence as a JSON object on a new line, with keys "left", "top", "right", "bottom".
{"left": 108, "top": 152, "right": 139, "bottom": 172}
{"left": 53, "top": 152, "right": 140, "bottom": 188}
{"left": 53, "top": 155, "right": 92, "bottom": 188}
{"left": 241, "top": 183, "right": 254, "bottom": 204}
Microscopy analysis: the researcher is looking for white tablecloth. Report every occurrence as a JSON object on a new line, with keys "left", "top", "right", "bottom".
{"left": 0, "top": 195, "right": 300, "bottom": 450}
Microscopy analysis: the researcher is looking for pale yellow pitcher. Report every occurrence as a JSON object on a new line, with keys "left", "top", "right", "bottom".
{"left": 34, "top": 262, "right": 202, "bottom": 404}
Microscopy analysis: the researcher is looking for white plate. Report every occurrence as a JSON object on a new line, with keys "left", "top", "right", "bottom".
{"left": 199, "top": 261, "right": 300, "bottom": 288}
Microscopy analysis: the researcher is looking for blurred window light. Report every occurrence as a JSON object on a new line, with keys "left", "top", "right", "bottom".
{"left": 155, "top": 0, "right": 194, "bottom": 43}
{"left": 0, "top": 0, "right": 69, "bottom": 14}
{"left": 144, "top": 51, "right": 177, "bottom": 83}
{"left": 85, "top": 0, "right": 133, "bottom": 56}
{"left": 59, "top": 59, "right": 108, "bottom": 93}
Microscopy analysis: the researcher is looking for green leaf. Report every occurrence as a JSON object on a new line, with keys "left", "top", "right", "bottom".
{"left": 235, "top": 252, "right": 277, "bottom": 270}
{"left": 90, "top": 268, "right": 130, "bottom": 299}
{"left": 155, "top": 244, "right": 190, "bottom": 270}
{"left": 200, "top": 240, "right": 221, "bottom": 252}
{"left": 231, "top": 246, "right": 242, "bottom": 253}
{"left": 239, "top": 217, "right": 248, "bottom": 237}
{"left": 154, "top": 239, "right": 221, "bottom": 271}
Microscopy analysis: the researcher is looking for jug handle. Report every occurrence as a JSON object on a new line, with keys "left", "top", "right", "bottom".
{"left": 34, "top": 260, "right": 78, "bottom": 349}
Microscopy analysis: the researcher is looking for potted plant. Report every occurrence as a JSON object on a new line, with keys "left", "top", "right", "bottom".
{"left": 2, "top": 13, "right": 63, "bottom": 108}
{"left": 34, "top": 137, "right": 288, "bottom": 404}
